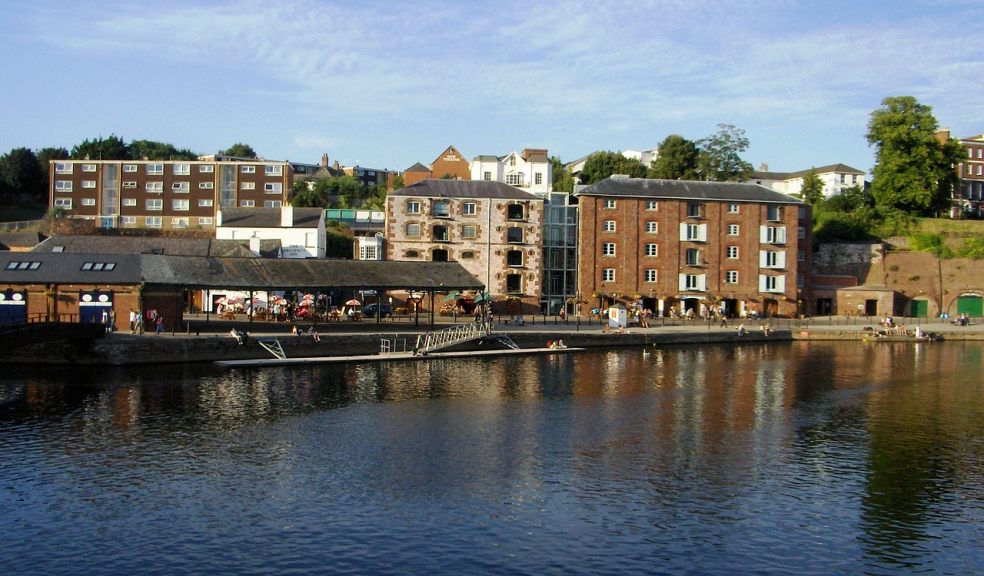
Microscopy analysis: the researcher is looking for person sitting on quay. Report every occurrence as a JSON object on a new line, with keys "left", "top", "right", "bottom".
{"left": 230, "top": 328, "right": 247, "bottom": 346}
{"left": 737, "top": 323, "right": 747, "bottom": 336}
{"left": 291, "top": 325, "right": 300, "bottom": 336}
{"left": 307, "top": 327, "right": 321, "bottom": 342}
{"left": 762, "top": 322, "right": 772, "bottom": 337}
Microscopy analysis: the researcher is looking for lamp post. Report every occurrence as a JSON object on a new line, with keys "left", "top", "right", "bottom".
{"left": 408, "top": 290, "right": 423, "bottom": 327}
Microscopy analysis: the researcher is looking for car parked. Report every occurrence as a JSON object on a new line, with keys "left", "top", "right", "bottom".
{"left": 362, "top": 303, "right": 393, "bottom": 318}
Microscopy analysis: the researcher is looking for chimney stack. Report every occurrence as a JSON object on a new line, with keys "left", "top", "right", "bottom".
{"left": 281, "top": 203, "right": 294, "bottom": 228}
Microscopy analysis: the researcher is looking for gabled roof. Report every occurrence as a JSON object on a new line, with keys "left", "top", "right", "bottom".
{"left": 0, "top": 232, "right": 46, "bottom": 251}
{"left": 388, "top": 179, "right": 542, "bottom": 200}
{"left": 433, "top": 145, "right": 467, "bottom": 163}
{"left": 219, "top": 207, "right": 323, "bottom": 228}
{"left": 0, "top": 252, "right": 484, "bottom": 290}
{"left": 472, "top": 155, "right": 500, "bottom": 162}
{"left": 577, "top": 177, "right": 805, "bottom": 204}
{"left": 405, "top": 162, "right": 431, "bottom": 173}
{"left": 31, "top": 235, "right": 281, "bottom": 258}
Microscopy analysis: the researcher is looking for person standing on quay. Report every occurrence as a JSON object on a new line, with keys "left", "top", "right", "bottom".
{"left": 155, "top": 314, "right": 165, "bottom": 334}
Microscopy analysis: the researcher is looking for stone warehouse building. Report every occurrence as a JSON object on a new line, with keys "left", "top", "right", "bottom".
{"left": 49, "top": 158, "right": 294, "bottom": 231}
{"left": 385, "top": 180, "right": 544, "bottom": 310}
{"left": 576, "top": 177, "right": 811, "bottom": 318}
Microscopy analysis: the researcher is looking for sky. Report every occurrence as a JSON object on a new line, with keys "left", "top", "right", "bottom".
{"left": 2, "top": 0, "right": 983, "bottom": 175}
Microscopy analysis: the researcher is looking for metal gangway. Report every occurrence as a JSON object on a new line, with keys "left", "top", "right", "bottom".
{"left": 414, "top": 323, "right": 493, "bottom": 355}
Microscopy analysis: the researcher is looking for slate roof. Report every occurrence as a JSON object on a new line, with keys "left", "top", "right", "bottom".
{"left": 31, "top": 235, "right": 281, "bottom": 258}
{"left": 748, "top": 163, "right": 865, "bottom": 181}
{"left": 0, "top": 253, "right": 484, "bottom": 290}
{"left": 577, "top": 177, "right": 805, "bottom": 205}
{"left": 389, "top": 179, "right": 541, "bottom": 200}
{"left": 0, "top": 232, "right": 46, "bottom": 251}
{"left": 219, "top": 207, "right": 323, "bottom": 228}
{"left": 405, "top": 162, "right": 431, "bottom": 173}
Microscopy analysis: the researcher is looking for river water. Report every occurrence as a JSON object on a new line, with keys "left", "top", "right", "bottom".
{"left": 0, "top": 341, "right": 982, "bottom": 575}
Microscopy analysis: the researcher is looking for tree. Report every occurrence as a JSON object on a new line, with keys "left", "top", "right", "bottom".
{"left": 71, "top": 134, "right": 129, "bottom": 160}
{"left": 549, "top": 156, "right": 574, "bottom": 192}
{"left": 36, "top": 147, "right": 69, "bottom": 203}
{"left": 800, "top": 169, "right": 825, "bottom": 205}
{"left": 0, "top": 148, "right": 44, "bottom": 202}
{"left": 391, "top": 173, "right": 405, "bottom": 191}
{"left": 648, "top": 135, "right": 699, "bottom": 180}
{"left": 580, "top": 151, "right": 647, "bottom": 184}
{"left": 696, "top": 124, "right": 752, "bottom": 181}
{"left": 221, "top": 143, "right": 258, "bottom": 158}
{"left": 129, "top": 140, "right": 197, "bottom": 160}
{"left": 866, "top": 96, "right": 965, "bottom": 215}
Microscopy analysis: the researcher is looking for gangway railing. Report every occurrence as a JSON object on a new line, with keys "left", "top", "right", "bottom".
{"left": 414, "top": 323, "right": 490, "bottom": 355}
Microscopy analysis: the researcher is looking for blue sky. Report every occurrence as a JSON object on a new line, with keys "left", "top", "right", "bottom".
{"left": 2, "top": 0, "right": 982, "bottom": 175}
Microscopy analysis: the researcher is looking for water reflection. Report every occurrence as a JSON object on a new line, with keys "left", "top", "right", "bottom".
{"left": 0, "top": 343, "right": 982, "bottom": 574}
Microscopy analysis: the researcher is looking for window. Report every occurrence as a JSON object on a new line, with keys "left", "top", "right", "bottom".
{"left": 687, "top": 202, "right": 703, "bottom": 218}
{"left": 766, "top": 205, "right": 784, "bottom": 221}
{"left": 82, "top": 164, "right": 96, "bottom": 172}
{"left": 463, "top": 202, "right": 477, "bottom": 215}
{"left": 146, "top": 199, "right": 162, "bottom": 210}
{"left": 146, "top": 182, "right": 163, "bottom": 193}
{"left": 5, "top": 261, "right": 42, "bottom": 270}
{"left": 406, "top": 200, "right": 421, "bottom": 214}
{"left": 122, "top": 198, "right": 136, "bottom": 206}
{"left": 406, "top": 223, "right": 421, "bottom": 237}
{"left": 241, "top": 165, "right": 256, "bottom": 173}
{"left": 507, "top": 204, "right": 525, "bottom": 220}
{"left": 483, "top": 171, "right": 492, "bottom": 181}
{"left": 644, "top": 269, "right": 657, "bottom": 283}
{"left": 506, "top": 274, "right": 522, "bottom": 293}
{"left": 646, "top": 221, "right": 658, "bottom": 233}
{"left": 55, "top": 163, "right": 73, "bottom": 174}
{"left": 762, "top": 226, "right": 786, "bottom": 244}
{"left": 509, "top": 155, "right": 516, "bottom": 166}
{"left": 797, "top": 273, "right": 805, "bottom": 288}
{"left": 798, "top": 226, "right": 806, "bottom": 239}
{"left": 241, "top": 182, "right": 256, "bottom": 190}
{"left": 686, "top": 248, "right": 701, "bottom": 266}
{"left": 239, "top": 200, "right": 255, "bottom": 207}
{"left": 681, "top": 223, "right": 707, "bottom": 241}
{"left": 264, "top": 200, "right": 282, "bottom": 208}
{"left": 505, "top": 173, "right": 523, "bottom": 186}
{"left": 760, "top": 250, "right": 786, "bottom": 269}
{"left": 81, "top": 180, "right": 96, "bottom": 189}
{"left": 200, "top": 182, "right": 214, "bottom": 189}
{"left": 759, "top": 274, "right": 785, "bottom": 293}
{"left": 147, "top": 164, "right": 164, "bottom": 175}
{"left": 728, "top": 203, "right": 740, "bottom": 214}
{"left": 172, "top": 217, "right": 189, "bottom": 229}
{"left": 507, "top": 227, "right": 524, "bottom": 243}
{"left": 122, "top": 181, "right": 137, "bottom": 189}
{"left": 604, "top": 199, "right": 616, "bottom": 209}
{"left": 432, "top": 225, "right": 449, "bottom": 241}
{"left": 507, "top": 250, "right": 523, "bottom": 267}
{"left": 603, "top": 220, "right": 616, "bottom": 232}
{"left": 645, "top": 243, "right": 658, "bottom": 257}
{"left": 840, "top": 174, "right": 846, "bottom": 184}
{"left": 265, "top": 165, "right": 283, "bottom": 175}
{"left": 405, "top": 250, "right": 420, "bottom": 258}
{"left": 199, "top": 164, "right": 214, "bottom": 173}
{"left": 798, "top": 249, "right": 805, "bottom": 262}
{"left": 460, "top": 251, "right": 475, "bottom": 259}
{"left": 461, "top": 224, "right": 477, "bottom": 239}
{"left": 360, "top": 244, "right": 378, "bottom": 260}
{"left": 198, "top": 199, "right": 213, "bottom": 207}
{"left": 55, "top": 181, "right": 73, "bottom": 192}
{"left": 173, "top": 163, "right": 190, "bottom": 175}
{"left": 264, "top": 182, "right": 282, "bottom": 194}
{"left": 173, "top": 199, "right": 189, "bottom": 211}
{"left": 123, "top": 164, "right": 137, "bottom": 173}
{"left": 535, "top": 173, "right": 543, "bottom": 185}
{"left": 145, "top": 216, "right": 162, "bottom": 228}
{"left": 81, "top": 198, "right": 96, "bottom": 206}
{"left": 602, "top": 242, "right": 616, "bottom": 256}
{"left": 433, "top": 200, "right": 451, "bottom": 218}
{"left": 602, "top": 268, "right": 615, "bottom": 283}
{"left": 646, "top": 200, "right": 658, "bottom": 211}
{"left": 122, "top": 216, "right": 136, "bottom": 225}
{"left": 725, "top": 271, "right": 739, "bottom": 284}
{"left": 172, "top": 182, "right": 190, "bottom": 193}
{"left": 53, "top": 198, "right": 72, "bottom": 208}
{"left": 727, "top": 246, "right": 739, "bottom": 259}
{"left": 727, "top": 224, "right": 740, "bottom": 236}
{"left": 680, "top": 274, "right": 705, "bottom": 291}
{"left": 198, "top": 217, "right": 214, "bottom": 225}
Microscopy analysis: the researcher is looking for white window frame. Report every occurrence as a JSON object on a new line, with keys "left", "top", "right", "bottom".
{"left": 241, "top": 165, "right": 256, "bottom": 174}
{"left": 122, "top": 198, "right": 137, "bottom": 206}
{"left": 761, "top": 226, "right": 787, "bottom": 245}
{"left": 198, "top": 199, "right": 214, "bottom": 207}
{"left": 172, "top": 182, "right": 190, "bottom": 193}
{"left": 463, "top": 202, "right": 477, "bottom": 216}
{"left": 55, "top": 163, "right": 73, "bottom": 174}
{"left": 728, "top": 203, "right": 740, "bottom": 214}
{"left": 759, "top": 274, "right": 785, "bottom": 293}
{"left": 82, "top": 180, "right": 96, "bottom": 189}
{"left": 81, "top": 198, "right": 96, "bottom": 206}
{"left": 264, "top": 200, "right": 282, "bottom": 208}
{"left": 147, "top": 163, "right": 164, "bottom": 175}
{"left": 602, "top": 268, "right": 615, "bottom": 283}
{"left": 199, "top": 182, "right": 214, "bottom": 189}
{"left": 171, "top": 217, "right": 189, "bottom": 229}
{"left": 146, "top": 199, "right": 163, "bottom": 211}
{"left": 645, "top": 200, "right": 658, "bottom": 211}
{"left": 603, "top": 220, "right": 616, "bottom": 232}
{"left": 645, "top": 243, "right": 658, "bottom": 257}
{"left": 173, "top": 163, "right": 190, "bottom": 176}
{"left": 727, "top": 224, "right": 740, "bottom": 236}
{"left": 604, "top": 199, "right": 616, "bottom": 209}
{"left": 646, "top": 221, "right": 658, "bottom": 233}
{"left": 145, "top": 182, "right": 163, "bottom": 193}
{"left": 55, "top": 181, "right": 73, "bottom": 192}
{"left": 679, "top": 273, "right": 706, "bottom": 291}
{"left": 122, "top": 181, "right": 137, "bottom": 189}
{"left": 727, "top": 246, "right": 739, "bottom": 259}
{"left": 461, "top": 224, "right": 477, "bottom": 239}
{"left": 239, "top": 199, "right": 255, "bottom": 207}
{"left": 264, "top": 182, "right": 283, "bottom": 194}
{"left": 172, "top": 199, "right": 190, "bottom": 211}
{"left": 241, "top": 182, "right": 255, "bottom": 190}
{"left": 265, "top": 164, "right": 283, "bottom": 176}
{"left": 680, "top": 223, "right": 707, "bottom": 242}
{"left": 121, "top": 216, "right": 137, "bottom": 225}
{"left": 644, "top": 269, "right": 657, "bottom": 283}
{"left": 406, "top": 223, "right": 421, "bottom": 237}
{"left": 145, "top": 216, "right": 162, "bottom": 228}
{"left": 725, "top": 271, "right": 738, "bottom": 284}
{"left": 81, "top": 164, "right": 97, "bottom": 172}
{"left": 53, "top": 198, "right": 73, "bottom": 208}
{"left": 198, "top": 217, "right": 214, "bottom": 225}
{"left": 602, "top": 242, "right": 616, "bottom": 256}
{"left": 123, "top": 164, "right": 137, "bottom": 173}
{"left": 406, "top": 200, "right": 421, "bottom": 214}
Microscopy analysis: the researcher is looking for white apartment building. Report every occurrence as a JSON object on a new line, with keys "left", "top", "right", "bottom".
{"left": 749, "top": 163, "right": 866, "bottom": 199}
{"left": 471, "top": 148, "right": 552, "bottom": 196}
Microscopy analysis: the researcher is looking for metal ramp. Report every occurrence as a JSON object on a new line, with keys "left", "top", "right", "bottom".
{"left": 414, "top": 323, "right": 491, "bottom": 355}
{"left": 256, "top": 338, "right": 287, "bottom": 360}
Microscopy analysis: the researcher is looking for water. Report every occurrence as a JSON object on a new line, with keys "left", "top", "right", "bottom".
{"left": 0, "top": 341, "right": 982, "bottom": 575}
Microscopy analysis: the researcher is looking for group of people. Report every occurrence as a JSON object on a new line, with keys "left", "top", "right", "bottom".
{"left": 291, "top": 325, "right": 321, "bottom": 342}
{"left": 124, "top": 308, "right": 165, "bottom": 334}
{"left": 546, "top": 339, "right": 567, "bottom": 349}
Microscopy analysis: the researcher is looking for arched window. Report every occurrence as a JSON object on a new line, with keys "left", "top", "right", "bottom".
{"left": 507, "top": 227, "right": 524, "bottom": 243}
{"left": 507, "top": 250, "right": 523, "bottom": 267}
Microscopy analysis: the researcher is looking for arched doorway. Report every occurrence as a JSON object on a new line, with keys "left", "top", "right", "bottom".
{"left": 762, "top": 298, "right": 779, "bottom": 318}
{"left": 956, "top": 293, "right": 983, "bottom": 317}
{"left": 432, "top": 248, "right": 448, "bottom": 262}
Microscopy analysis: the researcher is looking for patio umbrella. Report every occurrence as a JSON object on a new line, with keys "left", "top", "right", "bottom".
{"left": 345, "top": 299, "right": 361, "bottom": 306}
{"left": 443, "top": 291, "right": 461, "bottom": 302}
{"left": 473, "top": 293, "right": 489, "bottom": 303}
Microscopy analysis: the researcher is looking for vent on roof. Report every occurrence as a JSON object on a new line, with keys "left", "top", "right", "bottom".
{"left": 52, "top": 246, "right": 64, "bottom": 252}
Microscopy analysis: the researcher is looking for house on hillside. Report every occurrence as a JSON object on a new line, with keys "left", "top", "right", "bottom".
{"left": 748, "top": 163, "right": 866, "bottom": 199}
{"left": 954, "top": 133, "right": 984, "bottom": 218}
{"left": 471, "top": 148, "right": 552, "bottom": 196}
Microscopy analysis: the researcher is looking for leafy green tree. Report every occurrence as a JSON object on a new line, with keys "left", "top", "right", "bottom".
{"left": 866, "top": 96, "right": 965, "bottom": 215}
{"left": 648, "top": 134, "right": 699, "bottom": 180}
{"left": 128, "top": 140, "right": 197, "bottom": 160}
{"left": 549, "top": 156, "right": 574, "bottom": 192}
{"left": 36, "top": 147, "right": 69, "bottom": 201}
{"left": 800, "top": 169, "right": 825, "bottom": 205}
{"left": 391, "top": 173, "right": 405, "bottom": 191}
{"left": 696, "top": 124, "right": 752, "bottom": 181}
{"left": 0, "top": 148, "right": 44, "bottom": 202}
{"left": 220, "top": 143, "right": 258, "bottom": 158}
{"left": 580, "top": 151, "right": 647, "bottom": 184}
{"left": 71, "top": 134, "right": 129, "bottom": 160}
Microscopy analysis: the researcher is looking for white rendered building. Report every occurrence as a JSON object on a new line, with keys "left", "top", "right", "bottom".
{"left": 216, "top": 205, "right": 326, "bottom": 258}
{"left": 471, "top": 148, "right": 552, "bottom": 196}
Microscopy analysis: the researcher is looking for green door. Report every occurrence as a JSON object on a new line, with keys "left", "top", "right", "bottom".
{"left": 956, "top": 295, "right": 983, "bottom": 317}
{"left": 909, "top": 299, "right": 928, "bottom": 318}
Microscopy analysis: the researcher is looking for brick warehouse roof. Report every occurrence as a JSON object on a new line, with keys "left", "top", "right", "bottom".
{"left": 0, "top": 253, "right": 484, "bottom": 291}
{"left": 578, "top": 177, "right": 807, "bottom": 205}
